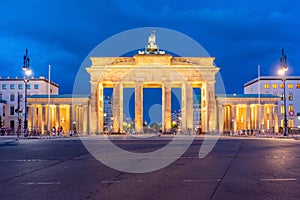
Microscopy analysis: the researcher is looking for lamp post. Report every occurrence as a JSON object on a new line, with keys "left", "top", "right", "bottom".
{"left": 22, "top": 49, "right": 32, "bottom": 136}
{"left": 278, "top": 49, "right": 288, "bottom": 136}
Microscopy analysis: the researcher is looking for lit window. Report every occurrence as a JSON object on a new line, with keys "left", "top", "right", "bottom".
{"left": 296, "top": 84, "right": 300, "bottom": 89}
{"left": 288, "top": 84, "right": 293, "bottom": 89}
{"left": 2, "top": 84, "right": 7, "bottom": 89}
{"left": 288, "top": 93, "right": 293, "bottom": 101}
{"left": 264, "top": 84, "right": 270, "bottom": 89}
{"left": 288, "top": 120, "right": 294, "bottom": 127}
{"left": 34, "top": 84, "right": 39, "bottom": 89}
{"left": 288, "top": 105, "right": 293, "bottom": 112}
{"left": 280, "top": 105, "right": 285, "bottom": 114}
{"left": 18, "top": 84, "right": 23, "bottom": 89}
{"left": 280, "top": 84, "right": 284, "bottom": 89}
{"left": 280, "top": 93, "right": 284, "bottom": 100}
{"left": 280, "top": 120, "right": 284, "bottom": 127}
{"left": 10, "top": 84, "right": 15, "bottom": 89}
{"left": 272, "top": 84, "right": 278, "bottom": 89}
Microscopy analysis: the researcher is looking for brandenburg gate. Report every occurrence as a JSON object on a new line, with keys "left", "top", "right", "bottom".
{"left": 86, "top": 33, "right": 219, "bottom": 134}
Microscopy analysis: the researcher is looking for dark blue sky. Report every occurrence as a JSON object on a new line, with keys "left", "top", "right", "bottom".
{"left": 0, "top": 0, "right": 299, "bottom": 94}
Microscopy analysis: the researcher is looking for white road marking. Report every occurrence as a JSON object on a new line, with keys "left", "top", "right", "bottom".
{"left": 102, "top": 180, "right": 121, "bottom": 184}
{"left": 184, "top": 179, "right": 221, "bottom": 182}
{"left": 260, "top": 178, "right": 296, "bottom": 182}
{"left": 21, "top": 182, "right": 61, "bottom": 185}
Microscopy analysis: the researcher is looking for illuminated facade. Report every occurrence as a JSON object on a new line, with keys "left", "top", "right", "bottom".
{"left": 25, "top": 34, "right": 283, "bottom": 135}
{"left": 27, "top": 94, "right": 89, "bottom": 134}
{"left": 244, "top": 76, "right": 300, "bottom": 128}
{"left": 87, "top": 54, "right": 218, "bottom": 134}
{"left": 216, "top": 94, "right": 280, "bottom": 133}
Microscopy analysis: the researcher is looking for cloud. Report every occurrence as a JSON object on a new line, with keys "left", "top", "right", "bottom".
{"left": 0, "top": 0, "right": 300, "bottom": 94}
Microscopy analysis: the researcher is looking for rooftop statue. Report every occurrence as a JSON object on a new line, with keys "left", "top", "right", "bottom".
{"left": 138, "top": 31, "right": 165, "bottom": 55}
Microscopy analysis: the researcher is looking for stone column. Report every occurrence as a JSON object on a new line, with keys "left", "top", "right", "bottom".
{"left": 112, "top": 83, "right": 123, "bottom": 133}
{"left": 135, "top": 82, "right": 143, "bottom": 133}
{"left": 69, "top": 105, "right": 73, "bottom": 131}
{"left": 181, "top": 83, "right": 187, "bottom": 131}
{"left": 89, "top": 81, "right": 99, "bottom": 134}
{"left": 217, "top": 104, "right": 224, "bottom": 132}
{"left": 274, "top": 105, "right": 279, "bottom": 132}
{"left": 31, "top": 105, "right": 35, "bottom": 130}
{"left": 55, "top": 105, "right": 60, "bottom": 128}
{"left": 83, "top": 105, "right": 88, "bottom": 134}
{"left": 231, "top": 105, "right": 237, "bottom": 131}
{"left": 28, "top": 105, "right": 32, "bottom": 130}
{"left": 162, "top": 82, "right": 171, "bottom": 133}
{"left": 98, "top": 83, "right": 104, "bottom": 133}
{"left": 259, "top": 104, "right": 264, "bottom": 130}
{"left": 207, "top": 81, "right": 217, "bottom": 132}
{"left": 246, "top": 105, "right": 251, "bottom": 130}
{"left": 201, "top": 86, "right": 207, "bottom": 133}
{"left": 41, "top": 105, "right": 46, "bottom": 134}
{"left": 66, "top": 105, "right": 70, "bottom": 133}
{"left": 186, "top": 83, "right": 194, "bottom": 132}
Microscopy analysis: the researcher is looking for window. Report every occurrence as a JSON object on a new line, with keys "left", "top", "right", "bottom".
{"left": 2, "top": 84, "right": 7, "bottom": 89}
{"left": 280, "top": 93, "right": 284, "bottom": 101}
{"left": 0, "top": 93, "right": 2, "bottom": 100}
{"left": 50, "top": 89, "right": 53, "bottom": 93}
{"left": 264, "top": 84, "right": 270, "bottom": 89}
{"left": 26, "top": 84, "right": 31, "bottom": 89}
{"left": 10, "top": 120, "right": 14, "bottom": 130}
{"left": 10, "top": 106, "right": 14, "bottom": 115}
{"left": 288, "top": 105, "right": 293, "bottom": 112}
{"left": 288, "top": 120, "right": 294, "bottom": 128}
{"left": 34, "top": 84, "right": 39, "bottom": 89}
{"left": 10, "top": 94, "right": 14, "bottom": 101}
{"left": 272, "top": 84, "right": 278, "bottom": 89}
{"left": 288, "top": 84, "right": 293, "bottom": 89}
{"left": 288, "top": 93, "right": 293, "bottom": 101}
{"left": 10, "top": 84, "right": 15, "bottom": 89}
{"left": 280, "top": 84, "right": 284, "bottom": 89}
{"left": 296, "top": 84, "right": 300, "bottom": 89}
{"left": 18, "top": 84, "right": 23, "bottom": 89}
{"left": 280, "top": 105, "right": 285, "bottom": 114}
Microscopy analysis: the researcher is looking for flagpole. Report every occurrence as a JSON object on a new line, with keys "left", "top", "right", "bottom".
{"left": 258, "top": 65, "right": 261, "bottom": 133}
{"left": 48, "top": 65, "right": 51, "bottom": 133}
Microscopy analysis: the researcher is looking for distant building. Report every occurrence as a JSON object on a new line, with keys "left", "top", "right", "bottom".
{"left": 103, "top": 96, "right": 113, "bottom": 131}
{"left": 193, "top": 93, "right": 201, "bottom": 130}
{"left": 171, "top": 109, "right": 181, "bottom": 128}
{"left": 244, "top": 76, "right": 300, "bottom": 128}
{"left": 0, "top": 76, "right": 59, "bottom": 131}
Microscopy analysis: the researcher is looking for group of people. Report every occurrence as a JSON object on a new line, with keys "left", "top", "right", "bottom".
{"left": 51, "top": 126, "right": 64, "bottom": 136}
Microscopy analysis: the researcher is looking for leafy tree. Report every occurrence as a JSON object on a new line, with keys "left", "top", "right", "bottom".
{"left": 150, "top": 123, "right": 160, "bottom": 130}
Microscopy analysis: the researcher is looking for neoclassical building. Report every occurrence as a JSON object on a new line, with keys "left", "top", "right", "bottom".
{"left": 26, "top": 34, "right": 280, "bottom": 135}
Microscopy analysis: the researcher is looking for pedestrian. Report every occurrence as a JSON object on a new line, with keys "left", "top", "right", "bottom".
{"left": 59, "top": 126, "right": 63, "bottom": 137}
{"left": 52, "top": 127, "right": 56, "bottom": 136}
{"left": 57, "top": 126, "right": 60, "bottom": 136}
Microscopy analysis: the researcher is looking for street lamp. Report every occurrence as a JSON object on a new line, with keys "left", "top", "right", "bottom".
{"left": 278, "top": 49, "right": 288, "bottom": 136}
{"left": 22, "top": 49, "right": 32, "bottom": 136}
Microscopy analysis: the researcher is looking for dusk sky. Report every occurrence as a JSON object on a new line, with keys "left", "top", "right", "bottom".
{"left": 1, "top": 0, "right": 299, "bottom": 95}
